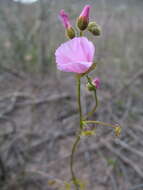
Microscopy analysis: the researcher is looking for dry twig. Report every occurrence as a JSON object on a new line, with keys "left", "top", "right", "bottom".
{"left": 101, "top": 140, "right": 143, "bottom": 178}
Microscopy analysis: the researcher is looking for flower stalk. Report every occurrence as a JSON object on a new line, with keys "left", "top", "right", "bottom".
{"left": 70, "top": 135, "right": 80, "bottom": 190}
{"left": 55, "top": 5, "right": 122, "bottom": 189}
{"left": 70, "top": 75, "right": 83, "bottom": 190}
{"left": 79, "top": 31, "right": 83, "bottom": 37}
{"left": 85, "top": 89, "right": 98, "bottom": 119}
{"left": 76, "top": 75, "right": 83, "bottom": 130}
{"left": 83, "top": 120, "right": 119, "bottom": 129}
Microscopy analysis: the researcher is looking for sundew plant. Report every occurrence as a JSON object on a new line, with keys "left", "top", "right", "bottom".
{"left": 55, "top": 5, "right": 122, "bottom": 190}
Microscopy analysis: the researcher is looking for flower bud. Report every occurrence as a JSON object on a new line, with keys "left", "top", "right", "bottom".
{"left": 87, "top": 77, "right": 100, "bottom": 91}
{"left": 92, "top": 77, "right": 100, "bottom": 89}
{"left": 66, "top": 27, "right": 76, "bottom": 39}
{"left": 59, "top": 10, "right": 75, "bottom": 39}
{"left": 88, "top": 22, "right": 101, "bottom": 36}
{"left": 77, "top": 5, "right": 91, "bottom": 31}
{"left": 87, "top": 82, "right": 95, "bottom": 91}
{"left": 114, "top": 126, "right": 122, "bottom": 137}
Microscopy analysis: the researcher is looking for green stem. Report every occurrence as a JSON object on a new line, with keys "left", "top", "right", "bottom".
{"left": 84, "top": 75, "right": 98, "bottom": 119}
{"left": 77, "top": 75, "right": 83, "bottom": 130}
{"left": 70, "top": 75, "right": 83, "bottom": 190}
{"left": 84, "top": 120, "right": 117, "bottom": 128}
{"left": 70, "top": 135, "right": 80, "bottom": 190}
{"left": 80, "top": 31, "right": 83, "bottom": 36}
{"left": 85, "top": 89, "right": 98, "bottom": 119}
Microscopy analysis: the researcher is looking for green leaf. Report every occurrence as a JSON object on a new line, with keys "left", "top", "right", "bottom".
{"left": 81, "top": 130, "right": 95, "bottom": 137}
{"left": 65, "top": 182, "right": 71, "bottom": 190}
{"left": 107, "top": 159, "right": 117, "bottom": 166}
{"left": 74, "top": 179, "right": 87, "bottom": 190}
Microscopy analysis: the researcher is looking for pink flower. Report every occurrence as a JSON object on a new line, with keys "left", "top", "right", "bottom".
{"left": 79, "top": 5, "right": 91, "bottom": 20}
{"left": 92, "top": 77, "right": 100, "bottom": 89}
{"left": 55, "top": 37, "right": 95, "bottom": 74}
{"left": 59, "top": 10, "right": 71, "bottom": 29}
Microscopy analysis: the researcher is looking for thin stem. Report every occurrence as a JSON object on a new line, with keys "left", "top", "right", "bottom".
{"left": 84, "top": 120, "right": 117, "bottom": 128}
{"left": 70, "top": 135, "right": 80, "bottom": 190}
{"left": 85, "top": 90, "right": 98, "bottom": 119}
{"left": 80, "top": 31, "right": 83, "bottom": 36}
{"left": 84, "top": 75, "right": 98, "bottom": 119}
{"left": 76, "top": 75, "right": 83, "bottom": 130}
{"left": 69, "top": 76, "right": 83, "bottom": 190}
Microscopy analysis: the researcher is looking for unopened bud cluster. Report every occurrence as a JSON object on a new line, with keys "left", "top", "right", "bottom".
{"left": 77, "top": 6, "right": 101, "bottom": 36}
{"left": 60, "top": 5, "right": 101, "bottom": 39}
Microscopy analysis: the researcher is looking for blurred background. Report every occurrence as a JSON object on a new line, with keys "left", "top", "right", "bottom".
{"left": 0, "top": 0, "right": 143, "bottom": 189}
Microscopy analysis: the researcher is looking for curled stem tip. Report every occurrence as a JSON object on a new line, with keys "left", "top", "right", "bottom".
{"left": 84, "top": 120, "right": 120, "bottom": 129}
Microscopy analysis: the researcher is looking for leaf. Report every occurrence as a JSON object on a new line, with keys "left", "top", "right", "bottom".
{"left": 80, "top": 130, "right": 95, "bottom": 137}
{"left": 64, "top": 182, "right": 71, "bottom": 190}
{"left": 48, "top": 180, "right": 57, "bottom": 186}
{"left": 74, "top": 179, "right": 87, "bottom": 190}
{"left": 107, "top": 159, "right": 117, "bottom": 167}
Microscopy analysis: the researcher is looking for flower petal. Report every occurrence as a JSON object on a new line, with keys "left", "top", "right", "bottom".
{"left": 55, "top": 37, "right": 95, "bottom": 73}
{"left": 57, "top": 61, "right": 93, "bottom": 73}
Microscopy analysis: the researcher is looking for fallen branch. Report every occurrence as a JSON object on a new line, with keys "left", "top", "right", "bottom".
{"left": 0, "top": 92, "right": 70, "bottom": 117}
{"left": 115, "top": 139, "right": 143, "bottom": 159}
{"left": 101, "top": 140, "right": 143, "bottom": 178}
